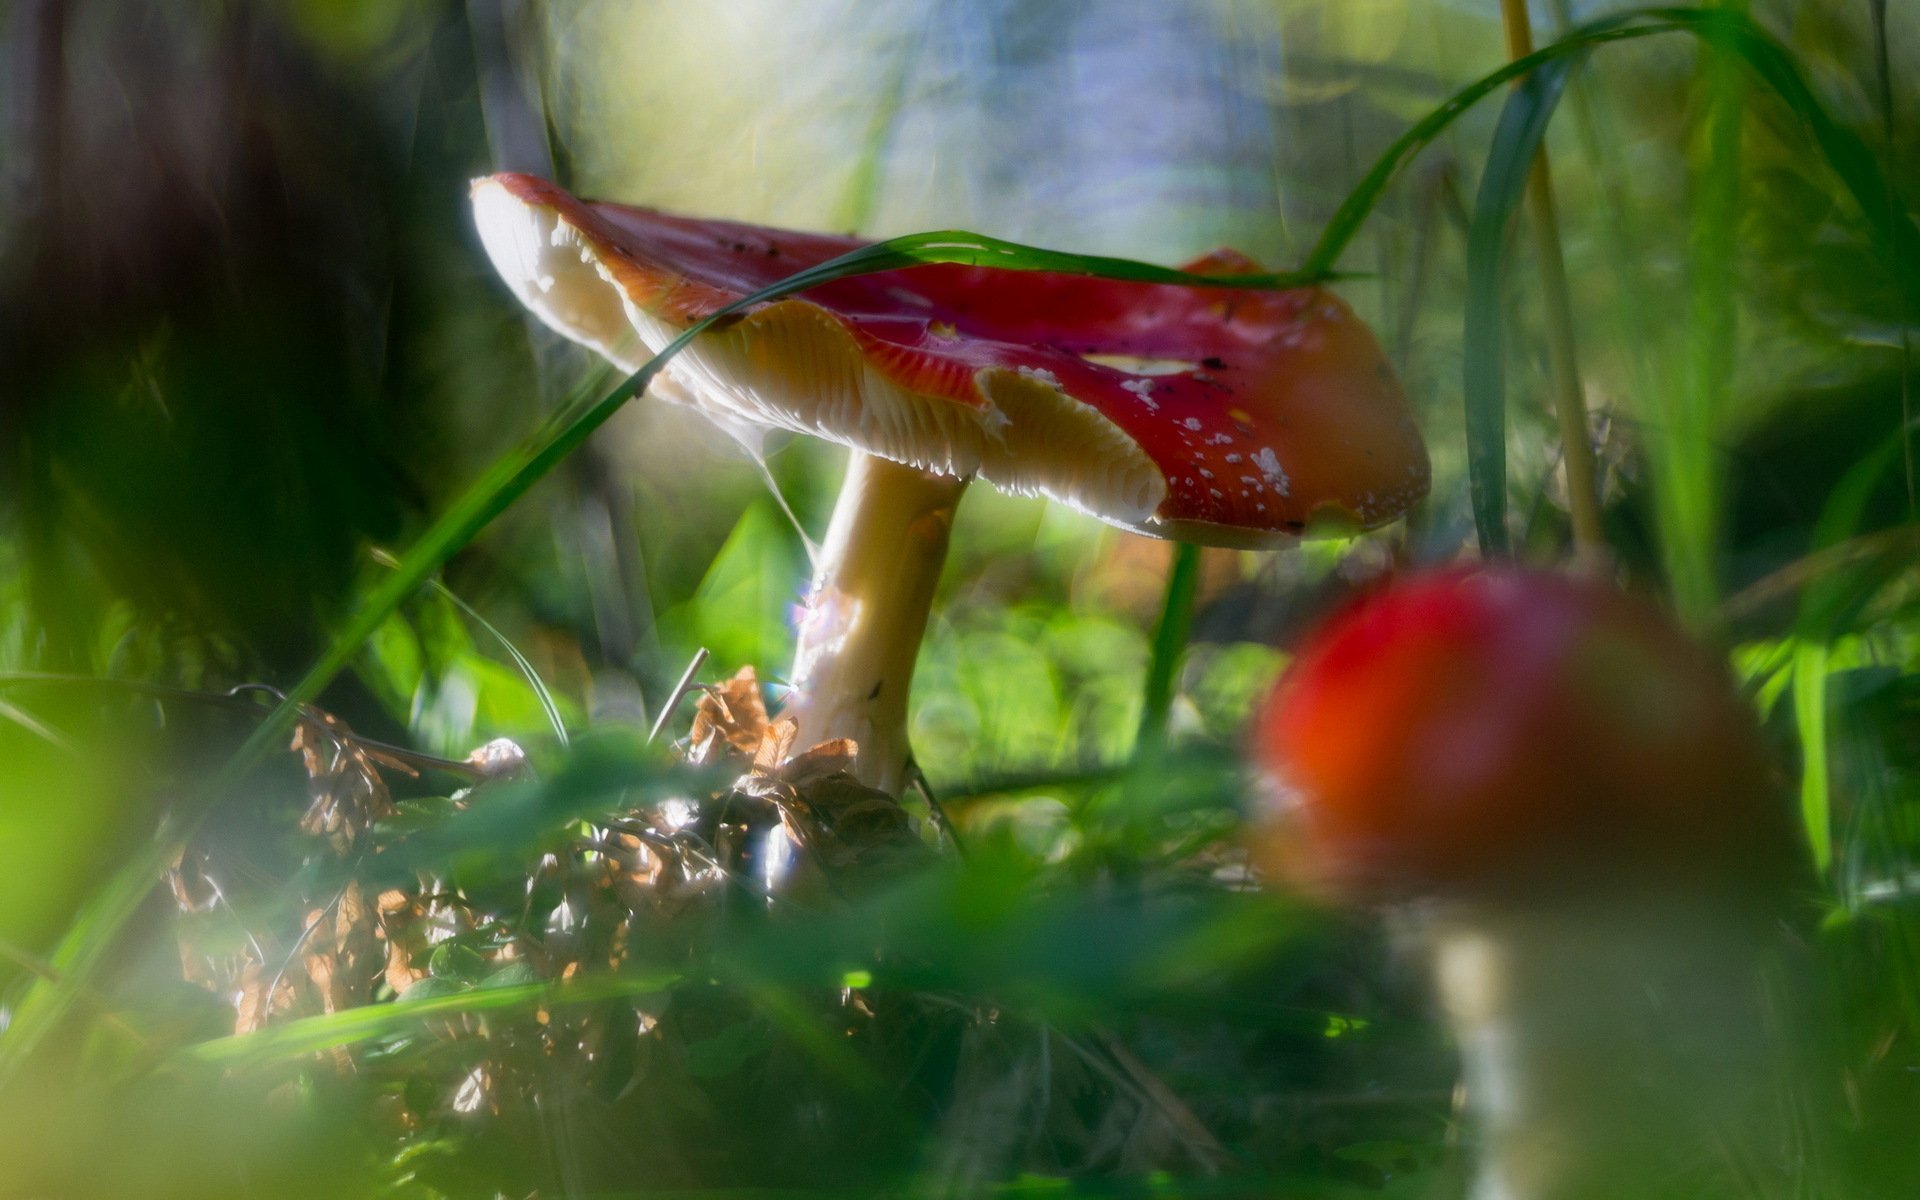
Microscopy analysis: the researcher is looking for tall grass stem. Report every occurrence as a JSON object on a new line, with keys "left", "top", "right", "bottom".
{"left": 1499, "top": 0, "right": 1606, "bottom": 564}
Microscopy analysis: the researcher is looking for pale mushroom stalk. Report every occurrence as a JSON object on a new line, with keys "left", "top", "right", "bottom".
{"left": 783, "top": 453, "right": 967, "bottom": 795}
{"left": 1419, "top": 899, "right": 1792, "bottom": 1200}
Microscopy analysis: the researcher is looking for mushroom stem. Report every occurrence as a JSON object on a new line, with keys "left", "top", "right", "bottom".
{"left": 783, "top": 452, "right": 968, "bottom": 795}
{"left": 1421, "top": 899, "right": 1796, "bottom": 1200}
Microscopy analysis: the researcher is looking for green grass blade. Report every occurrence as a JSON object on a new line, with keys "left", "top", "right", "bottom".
{"left": 1463, "top": 59, "right": 1581, "bottom": 557}
{"left": 1308, "top": 8, "right": 1920, "bottom": 309}
{"left": 762, "top": 230, "right": 1328, "bottom": 290}
{"left": 1796, "top": 438, "right": 1908, "bottom": 639}
{"left": 1135, "top": 541, "right": 1201, "bottom": 757}
{"left": 1782, "top": 438, "right": 1907, "bottom": 880}
{"left": 1793, "top": 640, "right": 1832, "bottom": 876}
{"left": 1303, "top": 21, "right": 1674, "bottom": 278}
{"left": 183, "top": 968, "right": 682, "bottom": 1066}
{"left": 1337, "top": 6, "right": 1920, "bottom": 568}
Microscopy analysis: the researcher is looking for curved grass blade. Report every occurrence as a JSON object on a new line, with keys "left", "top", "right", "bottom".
{"left": 1302, "top": 20, "right": 1679, "bottom": 278}
{"left": 1784, "top": 435, "right": 1907, "bottom": 879}
{"left": 1463, "top": 58, "right": 1582, "bottom": 557}
{"left": 1307, "top": 8, "right": 1920, "bottom": 303}
{"left": 1365, "top": 7, "right": 1920, "bottom": 561}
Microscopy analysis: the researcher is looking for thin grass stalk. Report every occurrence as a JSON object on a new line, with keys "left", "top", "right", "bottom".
{"left": 1499, "top": 0, "right": 1606, "bottom": 563}
{"left": 1135, "top": 541, "right": 1201, "bottom": 759}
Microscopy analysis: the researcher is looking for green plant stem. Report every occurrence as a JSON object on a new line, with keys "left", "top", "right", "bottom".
{"left": 1500, "top": 0, "right": 1606, "bottom": 564}
{"left": 1136, "top": 541, "right": 1201, "bottom": 759}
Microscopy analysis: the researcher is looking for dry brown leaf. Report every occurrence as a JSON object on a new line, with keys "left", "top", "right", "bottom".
{"left": 376, "top": 888, "right": 431, "bottom": 995}
{"left": 687, "top": 666, "right": 772, "bottom": 764}
{"left": 776, "top": 738, "right": 860, "bottom": 787}
{"left": 751, "top": 717, "right": 800, "bottom": 774}
{"left": 302, "top": 879, "right": 381, "bottom": 1015}
{"left": 234, "top": 960, "right": 301, "bottom": 1035}
{"left": 292, "top": 709, "right": 410, "bottom": 853}
{"left": 736, "top": 760, "right": 928, "bottom": 890}
{"left": 604, "top": 830, "right": 672, "bottom": 911}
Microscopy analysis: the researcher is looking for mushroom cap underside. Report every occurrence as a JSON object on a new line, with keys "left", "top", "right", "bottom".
{"left": 473, "top": 172, "right": 1428, "bottom": 546}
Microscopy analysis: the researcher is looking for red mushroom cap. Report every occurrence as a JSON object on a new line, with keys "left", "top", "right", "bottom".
{"left": 1250, "top": 568, "right": 1796, "bottom": 903}
{"left": 472, "top": 173, "right": 1428, "bottom": 546}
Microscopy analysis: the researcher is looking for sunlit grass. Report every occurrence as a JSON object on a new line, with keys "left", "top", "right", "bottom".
{"left": 4, "top": 2, "right": 1920, "bottom": 1196}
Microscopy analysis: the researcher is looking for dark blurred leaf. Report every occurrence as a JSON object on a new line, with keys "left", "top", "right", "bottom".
{"left": 1462, "top": 58, "right": 1579, "bottom": 557}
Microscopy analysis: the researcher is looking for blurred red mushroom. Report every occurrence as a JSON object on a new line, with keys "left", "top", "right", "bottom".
{"left": 473, "top": 173, "right": 1428, "bottom": 793}
{"left": 1250, "top": 567, "right": 1805, "bottom": 1197}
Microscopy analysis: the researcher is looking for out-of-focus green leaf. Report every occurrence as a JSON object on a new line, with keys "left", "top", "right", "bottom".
{"left": 659, "top": 500, "right": 805, "bottom": 675}
{"left": 1463, "top": 58, "right": 1578, "bottom": 557}
{"left": 1795, "top": 639, "right": 1833, "bottom": 875}
{"left": 186, "top": 969, "right": 681, "bottom": 1066}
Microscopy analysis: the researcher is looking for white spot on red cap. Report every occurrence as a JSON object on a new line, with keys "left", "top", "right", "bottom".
{"left": 1121, "top": 378, "right": 1159, "bottom": 411}
{"left": 1253, "top": 447, "right": 1290, "bottom": 498}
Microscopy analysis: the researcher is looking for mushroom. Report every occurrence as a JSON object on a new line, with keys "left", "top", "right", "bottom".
{"left": 1249, "top": 567, "right": 1804, "bottom": 1198}
{"left": 472, "top": 172, "right": 1428, "bottom": 794}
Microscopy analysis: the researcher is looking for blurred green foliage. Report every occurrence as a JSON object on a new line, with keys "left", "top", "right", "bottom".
{"left": 2, "top": 0, "right": 1920, "bottom": 1196}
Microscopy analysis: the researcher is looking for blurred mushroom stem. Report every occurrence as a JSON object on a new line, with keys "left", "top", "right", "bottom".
{"left": 782, "top": 452, "right": 967, "bottom": 794}
{"left": 1417, "top": 898, "right": 1802, "bottom": 1199}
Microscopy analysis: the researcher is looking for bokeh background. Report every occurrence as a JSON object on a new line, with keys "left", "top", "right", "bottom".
{"left": 3, "top": 1, "right": 1919, "bottom": 1195}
